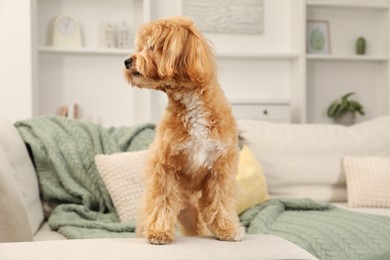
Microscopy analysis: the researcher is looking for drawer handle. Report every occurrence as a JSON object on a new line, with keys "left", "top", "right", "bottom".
{"left": 263, "top": 110, "right": 268, "bottom": 115}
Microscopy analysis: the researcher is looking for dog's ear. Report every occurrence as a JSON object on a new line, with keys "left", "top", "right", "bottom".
{"left": 158, "top": 25, "right": 186, "bottom": 78}
{"left": 180, "top": 31, "right": 216, "bottom": 84}
{"left": 157, "top": 18, "right": 216, "bottom": 84}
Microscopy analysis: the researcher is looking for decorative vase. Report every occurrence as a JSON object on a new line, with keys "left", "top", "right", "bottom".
{"left": 334, "top": 111, "right": 356, "bottom": 126}
{"left": 117, "top": 21, "right": 132, "bottom": 49}
{"left": 356, "top": 37, "right": 366, "bottom": 55}
{"left": 103, "top": 22, "right": 116, "bottom": 48}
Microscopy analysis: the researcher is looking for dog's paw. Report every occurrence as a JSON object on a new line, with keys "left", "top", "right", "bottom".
{"left": 232, "top": 226, "right": 246, "bottom": 241}
{"left": 147, "top": 231, "right": 174, "bottom": 245}
{"left": 214, "top": 226, "right": 246, "bottom": 242}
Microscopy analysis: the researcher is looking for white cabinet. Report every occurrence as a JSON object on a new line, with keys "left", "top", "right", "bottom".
{"left": 231, "top": 100, "right": 290, "bottom": 123}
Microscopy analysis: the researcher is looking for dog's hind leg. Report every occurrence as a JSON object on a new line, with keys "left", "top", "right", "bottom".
{"left": 177, "top": 199, "right": 210, "bottom": 236}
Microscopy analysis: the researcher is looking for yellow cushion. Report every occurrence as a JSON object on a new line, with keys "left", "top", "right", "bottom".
{"left": 236, "top": 145, "right": 270, "bottom": 215}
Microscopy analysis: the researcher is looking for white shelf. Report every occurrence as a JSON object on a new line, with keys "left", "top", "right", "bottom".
{"left": 307, "top": 1, "right": 389, "bottom": 9}
{"left": 38, "top": 46, "right": 300, "bottom": 60}
{"left": 38, "top": 46, "right": 134, "bottom": 55}
{"left": 217, "top": 51, "right": 300, "bottom": 59}
{"left": 306, "top": 54, "right": 388, "bottom": 62}
{"left": 230, "top": 99, "right": 290, "bottom": 105}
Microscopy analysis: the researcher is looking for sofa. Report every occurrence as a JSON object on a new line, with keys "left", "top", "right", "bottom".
{"left": 1, "top": 115, "right": 390, "bottom": 260}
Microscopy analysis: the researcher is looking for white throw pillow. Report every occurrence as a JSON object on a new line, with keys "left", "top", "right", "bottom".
{"left": 95, "top": 150, "right": 148, "bottom": 223}
{"left": 344, "top": 156, "right": 390, "bottom": 208}
{"left": 0, "top": 118, "right": 44, "bottom": 234}
{"left": 238, "top": 116, "right": 390, "bottom": 202}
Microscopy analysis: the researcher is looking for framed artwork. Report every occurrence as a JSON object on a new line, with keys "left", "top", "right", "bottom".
{"left": 183, "top": 0, "right": 264, "bottom": 35}
{"left": 307, "top": 20, "right": 331, "bottom": 54}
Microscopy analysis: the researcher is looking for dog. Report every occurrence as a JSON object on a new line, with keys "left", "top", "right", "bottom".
{"left": 123, "top": 16, "right": 245, "bottom": 245}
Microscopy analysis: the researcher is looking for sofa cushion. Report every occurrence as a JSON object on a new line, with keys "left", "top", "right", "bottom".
{"left": 0, "top": 118, "right": 44, "bottom": 234}
{"left": 0, "top": 235, "right": 317, "bottom": 260}
{"left": 237, "top": 116, "right": 390, "bottom": 202}
{"left": 236, "top": 145, "right": 269, "bottom": 214}
{"left": 344, "top": 156, "right": 390, "bottom": 208}
{"left": 0, "top": 145, "right": 33, "bottom": 242}
{"left": 95, "top": 150, "right": 148, "bottom": 223}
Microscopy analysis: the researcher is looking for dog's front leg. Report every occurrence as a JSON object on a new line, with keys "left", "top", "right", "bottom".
{"left": 138, "top": 163, "right": 182, "bottom": 245}
{"left": 198, "top": 152, "right": 245, "bottom": 242}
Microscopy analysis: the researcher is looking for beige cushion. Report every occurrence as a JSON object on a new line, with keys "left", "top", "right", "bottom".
{"left": 0, "top": 118, "right": 44, "bottom": 234}
{"left": 238, "top": 116, "right": 390, "bottom": 202}
{"left": 344, "top": 156, "right": 390, "bottom": 208}
{"left": 236, "top": 145, "right": 269, "bottom": 214}
{"left": 0, "top": 144, "right": 33, "bottom": 242}
{"left": 95, "top": 150, "right": 148, "bottom": 223}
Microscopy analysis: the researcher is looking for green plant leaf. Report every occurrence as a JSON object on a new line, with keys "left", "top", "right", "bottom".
{"left": 327, "top": 92, "right": 365, "bottom": 119}
{"left": 341, "top": 92, "right": 355, "bottom": 102}
{"left": 327, "top": 102, "right": 341, "bottom": 117}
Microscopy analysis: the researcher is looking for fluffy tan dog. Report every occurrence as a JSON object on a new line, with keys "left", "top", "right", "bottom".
{"left": 124, "top": 16, "right": 245, "bottom": 245}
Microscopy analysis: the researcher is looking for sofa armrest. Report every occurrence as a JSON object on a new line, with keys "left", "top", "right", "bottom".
{"left": 0, "top": 235, "right": 317, "bottom": 260}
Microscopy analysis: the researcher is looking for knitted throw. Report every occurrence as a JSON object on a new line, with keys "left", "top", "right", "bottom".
{"left": 15, "top": 116, "right": 155, "bottom": 239}
{"left": 240, "top": 198, "right": 390, "bottom": 260}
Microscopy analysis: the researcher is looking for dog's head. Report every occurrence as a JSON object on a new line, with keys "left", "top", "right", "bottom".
{"left": 124, "top": 16, "right": 216, "bottom": 90}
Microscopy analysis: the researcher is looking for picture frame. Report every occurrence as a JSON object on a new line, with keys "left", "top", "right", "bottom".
{"left": 306, "top": 20, "right": 331, "bottom": 54}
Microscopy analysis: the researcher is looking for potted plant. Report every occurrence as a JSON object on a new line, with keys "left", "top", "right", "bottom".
{"left": 327, "top": 92, "right": 365, "bottom": 126}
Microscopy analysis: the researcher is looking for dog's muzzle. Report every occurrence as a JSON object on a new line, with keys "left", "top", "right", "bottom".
{"left": 124, "top": 58, "right": 133, "bottom": 69}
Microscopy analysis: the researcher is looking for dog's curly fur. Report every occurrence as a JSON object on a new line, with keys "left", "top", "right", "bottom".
{"left": 124, "top": 16, "right": 245, "bottom": 245}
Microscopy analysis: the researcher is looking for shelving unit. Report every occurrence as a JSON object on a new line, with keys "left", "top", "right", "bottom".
{"left": 30, "top": 0, "right": 390, "bottom": 126}
{"left": 33, "top": 0, "right": 151, "bottom": 126}
{"left": 305, "top": 0, "right": 390, "bottom": 124}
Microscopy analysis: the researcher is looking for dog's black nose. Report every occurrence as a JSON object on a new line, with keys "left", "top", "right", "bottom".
{"left": 124, "top": 58, "right": 133, "bottom": 69}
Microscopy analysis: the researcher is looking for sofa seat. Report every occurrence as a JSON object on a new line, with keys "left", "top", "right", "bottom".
{"left": 334, "top": 203, "right": 390, "bottom": 217}
{"left": 33, "top": 222, "right": 66, "bottom": 241}
{"left": 0, "top": 235, "right": 317, "bottom": 260}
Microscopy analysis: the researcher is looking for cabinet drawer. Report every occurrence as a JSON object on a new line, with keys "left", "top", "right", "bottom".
{"left": 231, "top": 104, "right": 290, "bottom": 122}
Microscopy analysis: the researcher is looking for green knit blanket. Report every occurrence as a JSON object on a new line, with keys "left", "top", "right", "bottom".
{"left": 239, "top": 198, "right": 390, "bottom": 260}
{"left": 16, "top": 116, "right": 155, "bottom": 239}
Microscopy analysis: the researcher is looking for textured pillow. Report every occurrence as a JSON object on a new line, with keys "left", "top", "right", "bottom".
{"left": 238, "top": 116, "right": 390, "bottom": 202}
{"left": 0, "top": 118, "right": 44, "bottom": 234}
{"left": 344, "top": 156, "right": 390, "bottom": 208}
{"left": 95, "top": 150, "right": 148, "bottom": 223}
{"left": 236, "top": 145, "right": 269, "bottom": 214}
{"left": 0, "top": 145, "right": 33, "bottom": 242}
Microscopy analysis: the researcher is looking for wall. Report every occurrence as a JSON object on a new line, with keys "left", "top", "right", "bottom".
{"left": 0, "top": 0, "right": 33, "bottom": 122}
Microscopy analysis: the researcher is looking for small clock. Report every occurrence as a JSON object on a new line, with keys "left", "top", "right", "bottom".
{"left": 52, "top": 15, "right": 82, "bottom": 48}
